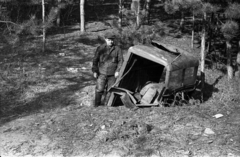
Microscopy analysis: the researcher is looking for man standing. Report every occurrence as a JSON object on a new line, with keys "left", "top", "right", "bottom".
{"left": 92, "top": 32, "right": 123, "bottom": 107}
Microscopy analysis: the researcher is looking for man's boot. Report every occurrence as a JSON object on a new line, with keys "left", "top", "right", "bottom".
{"left": 94, "top": 92, "right": 102, "bottom": 107}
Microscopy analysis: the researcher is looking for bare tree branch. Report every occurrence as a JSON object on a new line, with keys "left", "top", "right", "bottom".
{"left": 0, "top": 20, "right": 19, "bottom": 26}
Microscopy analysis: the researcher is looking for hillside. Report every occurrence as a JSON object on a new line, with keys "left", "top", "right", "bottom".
{"left": 0, "top": 22, "right": 240, "bottom": 157}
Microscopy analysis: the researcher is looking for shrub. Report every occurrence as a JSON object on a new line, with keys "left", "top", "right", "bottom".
{"left": 221, "top": 20, "right": 239, "bottom": 41}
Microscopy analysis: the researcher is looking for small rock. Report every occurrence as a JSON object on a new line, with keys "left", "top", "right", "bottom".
{"left": 227, "top": 153, "right": 235, "bottom": 157}
{"left": 213, "top": 114, "right": 223, "bottom": 118}
{"left": 59, "top": 53, "right": 65, "bottom": 56}
{"left": 203, "top": 128, "right": 215, "bottom": 136}
{"left": 207, "top": 140, "right": 214, "bottom": 144}
{"left": 67, "top": 67, "right": 78, "bottom": 73}
{"left": 101, "top": 125, "right": 106, "bottom": 130}
{"left": 40, "top": 124, "right": 47, "bottom": 130}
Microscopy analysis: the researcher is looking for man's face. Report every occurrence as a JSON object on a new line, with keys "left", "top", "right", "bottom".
{"left": 105, "top": 38, "right": 114, "bottom": 46}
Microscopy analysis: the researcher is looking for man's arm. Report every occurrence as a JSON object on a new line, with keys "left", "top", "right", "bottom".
{"left": 116, "top": 47, "right": 123, "bottom": 73}
{"left": 92, "top": 46, "right": 101, "bottom": 74}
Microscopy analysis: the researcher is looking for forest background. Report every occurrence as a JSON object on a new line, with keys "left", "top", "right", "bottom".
{"left": 0, "top": 0, "right": 240, "bottom": 157}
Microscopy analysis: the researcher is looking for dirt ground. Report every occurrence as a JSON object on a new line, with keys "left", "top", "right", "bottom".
{"left": 0, "top": 22, "right": 240, "bottom": 157}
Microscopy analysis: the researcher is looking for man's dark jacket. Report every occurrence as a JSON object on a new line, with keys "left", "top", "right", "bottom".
{"left": 92, "top": 43, "right": 123, "bottom": 76}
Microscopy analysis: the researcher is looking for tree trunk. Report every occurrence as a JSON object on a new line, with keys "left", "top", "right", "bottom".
{"left": 236, "top": 41, "right": 240, "bottom": 78}
{"left": 206, "top": 13, "right": 214, "bottom": 58}
{"left": 136, "top": 0, "right": 140, "bottom": 28}
{"left": 191, "top": 12, "right": 195, "bottom": 49}
{"left": 200, "top": 12, "right": 207, "bottom": 101}
{"left": 118, "top": 0, "right": 122, "bottom": 27}
{"left": 42, "top": 0, "right": 46, "bottom": 52}
{"left": 80, "top": 0, "right": 85, "bottom": 32}
{"left": 56, "top": 0, "right": 61, "bottom": 26}
{"left": 180, "top": 11, "right": 184, "bottom": 32}
{"left": 226, "top": 40, "right": 233, "bottom": 80}
{"left": 146, "top": 0, "right": 151, "bottom": 24}
{"left": 56, "top": 11, "right": 60, "bottom": 26}
{"left": 131, "top": 0, "right": 140, "bottom": 28}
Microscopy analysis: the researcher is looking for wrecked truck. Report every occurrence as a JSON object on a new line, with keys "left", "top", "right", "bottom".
{"left": 106, "top": 40, "right": 199, "bottom": 108}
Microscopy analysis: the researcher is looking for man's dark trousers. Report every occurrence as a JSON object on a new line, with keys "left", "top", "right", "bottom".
{"left": 95, "top": 74, "right": 116, "bottom": 107}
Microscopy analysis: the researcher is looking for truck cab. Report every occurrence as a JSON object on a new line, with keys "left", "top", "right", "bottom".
{"left": 107, "top": 41, "right": 199, "bottom": 107}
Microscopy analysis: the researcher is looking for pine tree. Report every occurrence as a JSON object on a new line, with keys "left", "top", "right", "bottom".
{"left": 221, "top": 2, "right": 240, "bottom": 80}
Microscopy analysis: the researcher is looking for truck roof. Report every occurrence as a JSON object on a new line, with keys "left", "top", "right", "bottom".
{"left": 128, "top": 41, "right": 199, "bottom": 71}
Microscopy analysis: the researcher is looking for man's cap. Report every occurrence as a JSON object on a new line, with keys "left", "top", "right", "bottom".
{"left": 104, "top": 32, "right": 116, "bottom": 39}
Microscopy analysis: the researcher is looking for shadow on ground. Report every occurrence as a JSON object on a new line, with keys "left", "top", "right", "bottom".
{"left": 47, "top": 27, "right": 80, "bottom": 36}
{"left": 76, "top": 35, "right": 105, "bottom": 47}
{"left": 0, "top": 31, "right": 97, "bottom": 126}
{"left": 191, "top": 76, "right": 222, "bottom": 102}
{"left": 0, "top": 72, "right": 94, "bottom": 127}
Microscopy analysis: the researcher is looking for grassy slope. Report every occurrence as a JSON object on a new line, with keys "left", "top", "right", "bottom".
{"left": 0, "top": 22, "right": 240, "bottom": 157}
